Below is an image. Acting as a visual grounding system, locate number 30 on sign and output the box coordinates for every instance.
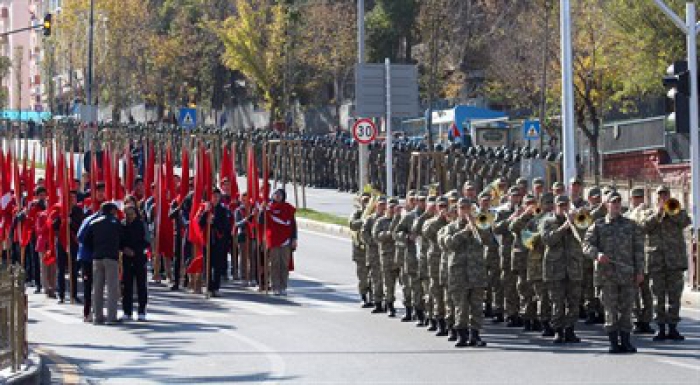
[352,118,377,145]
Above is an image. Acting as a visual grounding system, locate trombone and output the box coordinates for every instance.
[572,208,592,229]
[663,198,681,216]
[475,212,494,230]
[521,229,539,250]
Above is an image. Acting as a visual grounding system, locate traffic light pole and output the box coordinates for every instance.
[654,0,700,232]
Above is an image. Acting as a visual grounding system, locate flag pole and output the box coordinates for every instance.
[205,146,213,299]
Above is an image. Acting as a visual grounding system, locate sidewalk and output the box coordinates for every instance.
[0,349,42,385]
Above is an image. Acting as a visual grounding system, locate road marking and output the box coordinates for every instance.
[34,347,81,385]
[32,308,83,325]
[656,358,700,372]
[222,300,295,316]
[291,296,357,313]
[299,228,351,243]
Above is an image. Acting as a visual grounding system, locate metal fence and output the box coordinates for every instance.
[0,266,27,372]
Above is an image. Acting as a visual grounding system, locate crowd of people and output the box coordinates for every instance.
[349,177,690,352]
[1,173,298,325]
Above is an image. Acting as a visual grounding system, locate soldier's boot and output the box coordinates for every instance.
[401,307,413,322]
[415,309,426,326]
[541,321,555,337]
[506,315,522,328]
[653,324,667,341]
[633,322,655,335]
[620,331,637,353]
[607,331,623,353]
[522,319,533,332]
[667,324,685,341]
[484,302,494,318]
[371,302,384,314]
[584,311,598,325]
[387,302,397,318]
[564,327,581,343]
[361,294,373,308]
[436,319,448,337]
[427,318,438,332]
[447,328,458,342]
[594,311,605,324]
[468,329,487,347]
[579,305,587,319]
[553,328,565,344]
[492,312,504,323]
[532,319,543,332]
[455,329,469,348]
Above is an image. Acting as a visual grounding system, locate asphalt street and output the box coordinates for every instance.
[27,229,700,385]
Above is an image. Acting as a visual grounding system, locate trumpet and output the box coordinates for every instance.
[521,229,539,250]
[475,212,494,230]
[663,198,681,216]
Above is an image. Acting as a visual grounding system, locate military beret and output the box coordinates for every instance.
[388,198,399,206]
[437,196,449,205]
[463,181,476,189]
[478,191,491,200]
[533,177,545,186]
[656,185,670,194]
[448,190,460,199]
[407,190,417,197]
[427,196,437,203]
[360,192,371,198]
[508,186,521,195]
[569,177,582,185]
[606,192,622,203]
[494,177,505,184]
[588,187,601,198]
[631,188,644,198]
[516,177,528,186]
[458,197,472,206]
[552,182,565,189]
[524,194,537,204]
[602,185,616,196]
[377,196,388,203]
[540,192,555,204]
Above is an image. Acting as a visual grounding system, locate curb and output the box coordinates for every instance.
[296,218,351,239]
[3,349,43,385]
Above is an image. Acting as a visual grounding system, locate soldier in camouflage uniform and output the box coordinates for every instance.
[569,177,586,209]
[475,192,499,319]
[531,192,555,336]
[413,196,437,326]
[583,187,606,324]
[542,195,585,344]
[362,197,386,313]
[373,198,401,317]
[625,187,655,334]
[422,197,450,334]
[392,191,422,322]
[438,202,459,340]
[493,186,524,326]
[532,177,545,201]
[509,194,543,332]
[641,185,690,342]
[584,191,644,354]
[441,197,495,347]
[349,193,373,308]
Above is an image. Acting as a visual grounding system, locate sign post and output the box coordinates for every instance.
[385,58,393,197]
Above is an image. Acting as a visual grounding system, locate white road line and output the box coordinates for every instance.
[656,358,700,372]
[299,228,351,243]
[221,300,295,316]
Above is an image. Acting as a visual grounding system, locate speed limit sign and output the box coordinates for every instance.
[352,118,377,144]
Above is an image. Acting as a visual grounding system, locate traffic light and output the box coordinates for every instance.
[43,14,52,36]
[663,60,690,134]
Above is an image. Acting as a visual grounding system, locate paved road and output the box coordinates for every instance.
[26,229,700,384]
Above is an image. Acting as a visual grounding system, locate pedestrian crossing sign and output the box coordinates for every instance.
[179,108,197,129]
[523,120,541,140]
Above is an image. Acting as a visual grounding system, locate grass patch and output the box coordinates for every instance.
[297,208,348,227]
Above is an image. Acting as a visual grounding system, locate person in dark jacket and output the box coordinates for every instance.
[121,205,150,321]
[84,202,123,325]
[198,189,232,297]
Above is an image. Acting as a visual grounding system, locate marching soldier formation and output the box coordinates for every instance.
[348,177,691,353]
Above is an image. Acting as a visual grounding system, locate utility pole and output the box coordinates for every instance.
[560,0,576,185]
[357,0,368,189]
[85,0,95,151]
[539,0,552,152]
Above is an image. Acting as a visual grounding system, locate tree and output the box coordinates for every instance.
[0,55,12,110]
[366,0,417,63]
[214,0,288,127]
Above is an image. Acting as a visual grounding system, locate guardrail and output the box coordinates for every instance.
[0,266,27,372]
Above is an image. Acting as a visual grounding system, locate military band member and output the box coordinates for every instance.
[584,191,644,354]
[422,197,450,334]
[542,195,584,344]
[413,196,437,326]
[582,187,605,324]
[509,194,540,332]
[625,187,655,334]
[641,185,690,342]
[569,177,586,209]
[532,178,545,200]
[493,186,524,326]
[393,191,423,322]
[515,177,528,196]
[362,196,386,313]
[551,182,565,197]
[349,193,373,308]
[462,181,478,201]
[476,192,500,319]
[373,198,401,317]
[438,203,460,340]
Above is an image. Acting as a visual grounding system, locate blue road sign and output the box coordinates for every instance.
[523,120,541,140]
[179,108,197,129]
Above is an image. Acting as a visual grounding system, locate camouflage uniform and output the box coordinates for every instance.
[349,207,371,303]
[583,200,607,320]
[438,222,456,335]
[441,213,495,346]
[509,210,537,327]
[373,207,400,313]
[625,202,654,328]
[641,200,691,331]
[478,207,500,317]
[361,211,384,307]
[413,206,433,324]
[494,203,520,323]
[422,211,449,328]
[393,204,422,320]
[542,201,585,342]
[510,210,546,329]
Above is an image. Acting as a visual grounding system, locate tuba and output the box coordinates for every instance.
[663,198,681,216]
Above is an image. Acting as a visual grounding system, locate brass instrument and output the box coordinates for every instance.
[521,229,539,250]
[475,212,494,230]
[360,188,383,219]
[663,198,681,216]
[573,209,592,230]
[426,183,439,197]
